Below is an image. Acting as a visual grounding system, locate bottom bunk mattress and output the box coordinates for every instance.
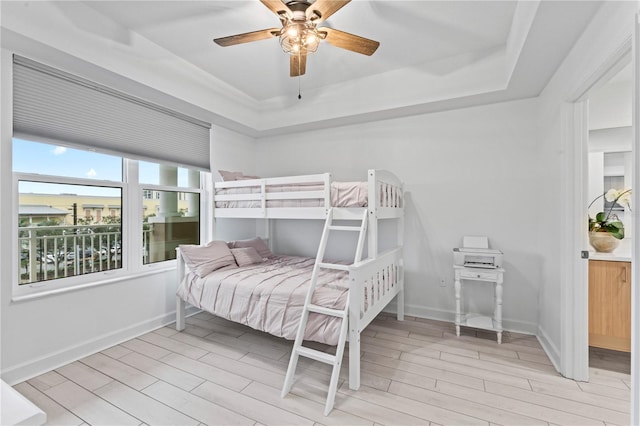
[177,255,349,345]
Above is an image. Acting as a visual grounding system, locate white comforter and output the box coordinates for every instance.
[176,255,349,345]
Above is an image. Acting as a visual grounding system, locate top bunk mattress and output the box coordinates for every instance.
[215,181,368,208]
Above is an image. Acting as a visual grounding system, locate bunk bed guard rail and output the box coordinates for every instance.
[213,170,403,219]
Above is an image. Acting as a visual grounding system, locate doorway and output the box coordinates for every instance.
[562,14,640,426]
[586,61,632,375]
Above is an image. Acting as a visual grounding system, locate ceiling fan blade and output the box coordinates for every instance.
[260,0,291,17]
[306,0,350,22]
[290,54,307,77]
[320,27,379,56]
[214,28,280,47]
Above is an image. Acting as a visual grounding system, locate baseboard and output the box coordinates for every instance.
[385,302,539,335]
[536,324,561,373]
[1,306,200,385]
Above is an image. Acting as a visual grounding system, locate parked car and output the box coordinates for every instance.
[66,249,94,261]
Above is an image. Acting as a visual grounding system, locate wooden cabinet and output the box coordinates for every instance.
[589,260,631,352]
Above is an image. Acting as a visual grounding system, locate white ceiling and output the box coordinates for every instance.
[83,0,518,101]
[1,1,604,136]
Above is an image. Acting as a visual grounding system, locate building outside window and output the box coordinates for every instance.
[13,138,203,293]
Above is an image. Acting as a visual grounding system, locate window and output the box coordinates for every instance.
[140,161,201,264]
[13,139,204,295]
[18,181,123,285]
[12,56,210,297]
[15,140,124,287]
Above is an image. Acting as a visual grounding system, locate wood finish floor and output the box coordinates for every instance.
[589,346,631,375]
[13,313,631,425]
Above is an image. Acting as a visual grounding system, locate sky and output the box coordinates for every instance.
[14,138,191,195]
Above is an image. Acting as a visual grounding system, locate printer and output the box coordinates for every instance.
[453,236,503,269]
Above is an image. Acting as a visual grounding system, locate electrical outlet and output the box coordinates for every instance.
[440,278,446,287]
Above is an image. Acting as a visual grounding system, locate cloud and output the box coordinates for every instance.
[52,146,67,155]
[86,168,97,177]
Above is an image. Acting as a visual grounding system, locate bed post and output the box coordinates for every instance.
[348,288,361,390]
[367,170,378,259]
[176,298,186,331]
[397,183,405,321]
[396,269,405,321]
[176,247,186,331]
[263,217,272,253]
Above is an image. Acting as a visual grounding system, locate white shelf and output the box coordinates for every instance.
[463,313,498,331]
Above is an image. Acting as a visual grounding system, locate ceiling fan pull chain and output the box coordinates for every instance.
[298,53,302,99]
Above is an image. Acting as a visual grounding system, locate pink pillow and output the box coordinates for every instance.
[218,170,244,181]
[231,247,264,267]
[180,240,237,277]
[228,237,273,258]
[218,170,260,181]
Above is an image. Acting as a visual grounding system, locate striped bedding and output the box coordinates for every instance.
[176,255,349,345]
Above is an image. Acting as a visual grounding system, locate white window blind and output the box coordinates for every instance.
[12,55,211,171]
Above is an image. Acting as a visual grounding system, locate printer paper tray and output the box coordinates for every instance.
[463,262,497,269]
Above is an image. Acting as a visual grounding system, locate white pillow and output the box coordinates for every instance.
[231,247,264,267]
[228,237,273,259]
[180,240,237,277]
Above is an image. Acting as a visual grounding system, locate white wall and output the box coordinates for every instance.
[254,98,543,332]
[210,125,259,243]
[589,65,632,131]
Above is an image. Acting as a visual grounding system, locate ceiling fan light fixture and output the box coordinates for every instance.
[286,25,299,38]
[279,21,320,55]
[213,0,379,78]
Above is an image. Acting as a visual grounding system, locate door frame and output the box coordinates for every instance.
[561,99,590,382]
[561,22,638,425]
[631,14,640,425]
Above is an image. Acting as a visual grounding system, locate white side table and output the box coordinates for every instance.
[454,265,505,344]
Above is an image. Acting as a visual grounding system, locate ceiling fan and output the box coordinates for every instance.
[213,0,380,77]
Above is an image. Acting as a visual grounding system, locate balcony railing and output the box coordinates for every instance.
[18,224,150,285]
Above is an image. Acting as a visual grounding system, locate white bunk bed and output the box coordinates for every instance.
[175,169,404,411]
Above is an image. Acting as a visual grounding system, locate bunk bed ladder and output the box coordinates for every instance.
[281,207,368,416]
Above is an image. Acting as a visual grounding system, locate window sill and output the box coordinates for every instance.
[11,263,177,303]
